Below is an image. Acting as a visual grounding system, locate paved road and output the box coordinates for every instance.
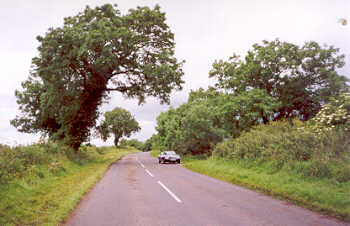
[66,152,348,226]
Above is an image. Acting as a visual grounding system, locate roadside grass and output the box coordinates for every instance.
[150,145,350,221]
[182,157,350,222]
[150,149,161,158]
[0,145,138,225]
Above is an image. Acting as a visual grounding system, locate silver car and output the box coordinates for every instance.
[158,151,181,164]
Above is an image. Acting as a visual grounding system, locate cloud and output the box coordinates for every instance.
[1,0,349,146]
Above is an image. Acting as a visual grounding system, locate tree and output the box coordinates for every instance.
[142,135,156,152]
[210,39,349,121]
[156,102,225,155]
[155,88,280,155]
[120,138,144,150]
[188,88,280,137]
[11,4,184,149]
[98,107,140,147]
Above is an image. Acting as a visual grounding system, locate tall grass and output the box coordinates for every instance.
[178,120,350,222]
[183,157,350,222]
[213,121,350,182]
[0,143,138,225]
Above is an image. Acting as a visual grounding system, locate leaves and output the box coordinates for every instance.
[12,4,184,149]
[307,93,350,133]
[155,88,280,155]
[210,39,349,121]
[97,107,140,147]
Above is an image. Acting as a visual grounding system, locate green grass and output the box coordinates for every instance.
[182,157,350,222]
[0,145,138,225]
[150,149,161,158]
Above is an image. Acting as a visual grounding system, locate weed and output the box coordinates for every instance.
[0,144,138,225]
[182,157,350,222]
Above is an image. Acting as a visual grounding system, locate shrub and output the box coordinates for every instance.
[300,160,332,178]
[212,120,350,181]
[308,93,350,134]
[120,139,144,150]
[213,120,314,161]
[0,142,76,184]
[212,139,235,158]
[334,165,350,183]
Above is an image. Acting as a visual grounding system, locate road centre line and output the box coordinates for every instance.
[157,181,182,203]
[136,159,145,168]
[145,169,154,177]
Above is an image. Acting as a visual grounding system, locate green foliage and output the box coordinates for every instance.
[155,88,281,155]
[156,103,224,155]
[0,142,71,184]
[210,39,349,121]
[11,4,184,150]
[298,160,332,178]
[212,120,350,182]
[119,138,144,150]
[149,134,166,151]
[97,107,140,147]
[307,93,350,133]
[0,142,117,185]
[182,157,350,221]
[0,144,137,225]
[142,135,156,152]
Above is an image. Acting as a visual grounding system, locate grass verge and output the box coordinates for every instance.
[150,149,161,158]
[0,146,138,225]
[182,157,350,223]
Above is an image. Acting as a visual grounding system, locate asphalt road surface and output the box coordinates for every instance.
[66,152,348,226]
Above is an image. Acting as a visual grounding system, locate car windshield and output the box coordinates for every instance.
[166,151,176,155]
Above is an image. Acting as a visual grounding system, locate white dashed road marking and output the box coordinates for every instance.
[137,155,182,203]
[158,181,182,203]
[145,169,154,177]
[136,158,145,168]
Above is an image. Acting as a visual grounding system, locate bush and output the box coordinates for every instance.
[300,160,332,178]
[214,120,350,161]
[212,139,235,158]
[0,142,77,184]
[308,93,350,133]
[119,139,144,150]
[213,120,315,161]
[212,120,350,182]
[334,165,350,183]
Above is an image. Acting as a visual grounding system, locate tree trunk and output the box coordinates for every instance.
[114,136,120,147]
[69,87,106,151]
[68,73,109,151]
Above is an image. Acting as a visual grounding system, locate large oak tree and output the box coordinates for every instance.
[11,4,184,149]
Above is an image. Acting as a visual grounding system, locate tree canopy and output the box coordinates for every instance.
[210,39,349,121]
[120,138,144,150]
[97,107,140,147]
[155,88,280,155]
[153,39,349,155]
[11,4,184,149]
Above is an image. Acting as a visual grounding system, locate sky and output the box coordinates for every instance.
[0,0,349,146]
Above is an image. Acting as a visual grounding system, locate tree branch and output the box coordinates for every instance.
[111,70,137,76]
[106,87,128,92]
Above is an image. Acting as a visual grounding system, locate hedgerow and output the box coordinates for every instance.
[213,120,350,182]
[0,142,99,184]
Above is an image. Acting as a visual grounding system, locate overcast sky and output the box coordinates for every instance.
[1,0,349,146]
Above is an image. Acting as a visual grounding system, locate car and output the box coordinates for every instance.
[158,151,181,164]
